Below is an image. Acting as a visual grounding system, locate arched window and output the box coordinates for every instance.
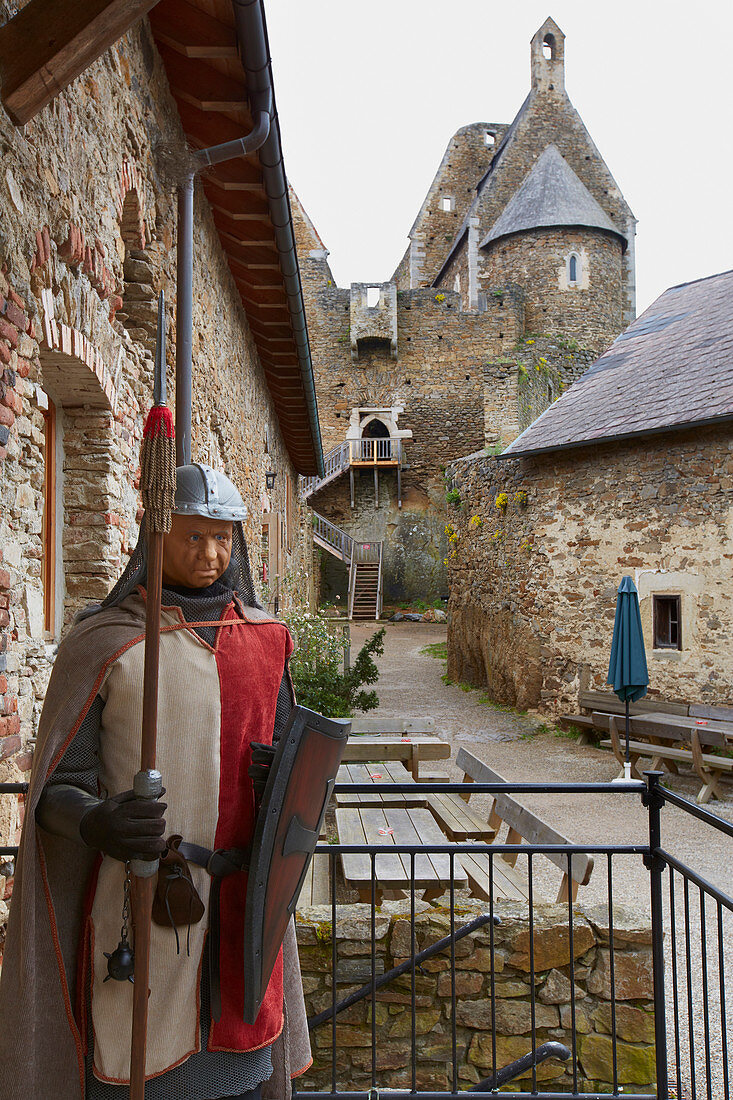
[543,33,556,60]
[569,254,578,283]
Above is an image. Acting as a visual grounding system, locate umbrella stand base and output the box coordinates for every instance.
[612,762,634,783]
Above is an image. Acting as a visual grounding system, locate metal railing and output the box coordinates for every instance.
[295,773,732,1100]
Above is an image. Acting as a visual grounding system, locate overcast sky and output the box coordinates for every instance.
[264,0,732,315]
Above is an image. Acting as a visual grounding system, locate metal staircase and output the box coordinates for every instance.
[312,512,383,620]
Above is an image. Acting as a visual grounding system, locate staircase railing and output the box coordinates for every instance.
[312,512,353,564]
[376,541,384,619]
[300,442,350,498]
[300,437,403,499]
[347,544,357,619]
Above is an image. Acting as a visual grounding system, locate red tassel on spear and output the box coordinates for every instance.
[129,291,176,1099]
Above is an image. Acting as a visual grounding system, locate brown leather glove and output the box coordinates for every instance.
[79,788,167,862]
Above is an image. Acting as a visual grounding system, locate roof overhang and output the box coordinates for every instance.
[0,0,324,476]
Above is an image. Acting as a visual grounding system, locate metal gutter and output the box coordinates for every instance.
[231,0,324,477]
[174,0,324,476]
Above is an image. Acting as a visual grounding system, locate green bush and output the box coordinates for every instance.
[286,610,385,717]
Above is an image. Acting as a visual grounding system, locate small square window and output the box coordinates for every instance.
[653,594,681,650]
[440,196,454,212]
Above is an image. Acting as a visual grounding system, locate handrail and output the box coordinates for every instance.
[376,541,384,618]
[347,543,357,619]
[300,435,404,498]
[312,512,353,564]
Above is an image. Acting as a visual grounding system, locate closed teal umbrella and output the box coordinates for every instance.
[607,575,649,777]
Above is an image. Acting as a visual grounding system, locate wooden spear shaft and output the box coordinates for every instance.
[129,531,165,1100]
[128,291,175,1098]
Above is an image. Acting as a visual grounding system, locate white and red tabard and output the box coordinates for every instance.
[83,593,293,1085]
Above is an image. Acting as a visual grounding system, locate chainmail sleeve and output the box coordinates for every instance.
[273,662,295,743]
[45,694,103,796]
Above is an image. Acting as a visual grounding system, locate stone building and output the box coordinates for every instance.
[446,269,733,713]
[0,0,322,908]
[295,18,635,609]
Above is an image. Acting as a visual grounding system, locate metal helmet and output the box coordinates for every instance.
[174,463,248,522]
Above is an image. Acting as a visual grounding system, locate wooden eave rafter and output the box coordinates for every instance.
[0,0,161,124]
[148,0,320,474]
[0,0,320,472]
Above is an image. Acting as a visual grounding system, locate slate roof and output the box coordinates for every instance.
[500,269,733,459]
[482,145,626,248]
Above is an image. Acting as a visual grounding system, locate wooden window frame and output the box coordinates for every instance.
[42,398,57,635]
[653,593,682,651]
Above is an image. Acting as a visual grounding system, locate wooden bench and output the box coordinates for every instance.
[336,805,468,903]
[560,690,688,743]
[300,852,332,907]
[342,735,450,780]
[601,715,733,804]
[455,749,594,904]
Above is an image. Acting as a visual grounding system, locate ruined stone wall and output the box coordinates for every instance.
[446,426,733,712]
[393,123,507,291]
[485,228,624,356]
[435,87,636,325]
[483,333,598,447]
[0,16,312,882]
[296,899,656,1093]
[298,272,526,600]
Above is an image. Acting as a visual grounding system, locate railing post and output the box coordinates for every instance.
[643,771,669,1099]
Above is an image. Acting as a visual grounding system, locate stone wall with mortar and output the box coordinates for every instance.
[293,212,530,600]
[445,426,733,712]
[392,123,508,291]
[0,12,313,934]
[295,899,656,1093]
[484,227,624,357]
[434,46,636,326]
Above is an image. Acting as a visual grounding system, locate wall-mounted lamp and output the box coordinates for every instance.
[265,470,277,491]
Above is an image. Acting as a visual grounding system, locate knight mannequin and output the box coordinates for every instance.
[0,465,311,1100]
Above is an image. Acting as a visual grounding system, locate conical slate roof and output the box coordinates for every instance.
[481,144,626,248]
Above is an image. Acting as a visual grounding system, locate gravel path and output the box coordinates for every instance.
[349,621,733,1095]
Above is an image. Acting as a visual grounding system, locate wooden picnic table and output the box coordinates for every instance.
[342,735,451,780]
[335,761,427,806]
[336,805,468,903]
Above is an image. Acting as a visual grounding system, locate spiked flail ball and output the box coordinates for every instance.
[140,404,176,533]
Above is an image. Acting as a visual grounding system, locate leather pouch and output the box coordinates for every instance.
[152,834,205,930]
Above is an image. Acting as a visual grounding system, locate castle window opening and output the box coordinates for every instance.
[440,196,455,212]
[543,33,556,60]
[568,252,580,285]
[653,594,682,650]
[366,287,380,308]
[485,131,496,146]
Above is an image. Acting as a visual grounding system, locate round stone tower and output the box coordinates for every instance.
[481,145,627,354]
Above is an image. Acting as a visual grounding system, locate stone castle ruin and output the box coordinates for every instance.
[293,18,635,609]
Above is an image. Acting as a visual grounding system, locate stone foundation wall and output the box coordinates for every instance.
[446,426,733,712]
[295,899,656,1093]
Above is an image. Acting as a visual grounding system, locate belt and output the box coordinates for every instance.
[178,841,250,1021]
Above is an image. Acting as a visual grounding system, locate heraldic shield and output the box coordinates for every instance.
[243,705,351,1024]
